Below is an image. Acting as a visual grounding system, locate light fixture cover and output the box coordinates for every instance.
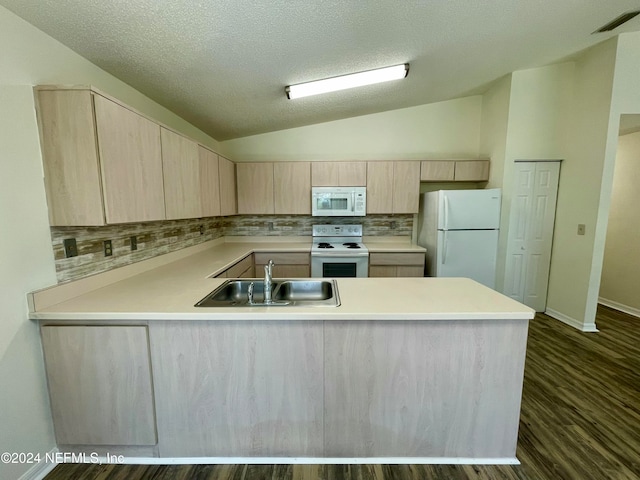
[286,64,409,99]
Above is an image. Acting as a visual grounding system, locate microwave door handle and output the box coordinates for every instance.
[351,192,355,212]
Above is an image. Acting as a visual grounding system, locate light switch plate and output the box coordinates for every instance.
[577,224,586,235]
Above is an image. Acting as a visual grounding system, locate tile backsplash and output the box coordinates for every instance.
[51,214,413,283]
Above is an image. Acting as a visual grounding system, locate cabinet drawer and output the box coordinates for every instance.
[369,252,425,266]
[226,254,254,278]
[254,252,310,265]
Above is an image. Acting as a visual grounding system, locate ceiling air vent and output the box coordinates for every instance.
[594,10,640,33]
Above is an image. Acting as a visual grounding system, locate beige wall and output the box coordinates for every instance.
[0,6,220,478]
[588,32,640,321]
[545,39,617,331]
[220,96,482,162]
[599,130,640,315]
[497,64,574,295]
[479,75,512,291]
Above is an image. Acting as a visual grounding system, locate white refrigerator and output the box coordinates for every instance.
[418,188,501,289]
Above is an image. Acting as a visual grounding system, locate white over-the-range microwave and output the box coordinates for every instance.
[311,186,366,216]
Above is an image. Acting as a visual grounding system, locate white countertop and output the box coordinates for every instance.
[30,239,533,322]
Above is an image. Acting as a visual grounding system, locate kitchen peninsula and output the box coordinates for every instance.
[29,239,534,463]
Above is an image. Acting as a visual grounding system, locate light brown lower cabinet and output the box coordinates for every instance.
[323,320,527,457]
[254,252,310,277]
[368,252,425,277]
[149,321,324,457]
[40,325,156,446]
[41,318,527,459]
[216,254,254,278]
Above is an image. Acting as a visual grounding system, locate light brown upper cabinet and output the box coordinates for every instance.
[454,160,490,181]
[237,162,275,214]
[420,160,490,182]
[199,146,221,217]
[218,155,237,216]
[37,88,166,225]
[36,86,238,225]
[420,161,455,182]
[36,89,105,226]
[161,128,201,220]
[367,161,420,214]
[237,162,311,215]
[311,162,367,186]
[93,95,166,224]
[274,162,311,214]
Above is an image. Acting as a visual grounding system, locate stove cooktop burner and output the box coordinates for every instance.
[317,243,334,249]
[343,242,361,249]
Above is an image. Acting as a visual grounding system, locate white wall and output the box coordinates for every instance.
[221,96,482,162]
[545,39,617,331]
[0,7,220,479]
[599,130,640,315]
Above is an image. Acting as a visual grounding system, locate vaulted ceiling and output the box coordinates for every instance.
[2,1,640,140]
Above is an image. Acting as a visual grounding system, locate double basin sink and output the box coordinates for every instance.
[195,279,340,307]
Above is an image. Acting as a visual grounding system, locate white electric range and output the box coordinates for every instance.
[310,224,369,278]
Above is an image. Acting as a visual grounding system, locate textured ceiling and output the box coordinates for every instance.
[2,1,640,140]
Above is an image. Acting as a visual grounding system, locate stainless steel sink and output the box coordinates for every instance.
[195,279,340,307]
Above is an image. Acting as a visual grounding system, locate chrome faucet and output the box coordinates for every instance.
[263,260,274,304]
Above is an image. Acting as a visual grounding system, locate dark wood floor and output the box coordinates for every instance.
[45,306,640,480]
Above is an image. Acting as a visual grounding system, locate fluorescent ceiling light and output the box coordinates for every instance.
[286,64,409,99]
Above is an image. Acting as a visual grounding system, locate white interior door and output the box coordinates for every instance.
[503,162,560,311]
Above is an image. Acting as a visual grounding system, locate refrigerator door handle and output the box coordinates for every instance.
[443,194,450,230]
[443,230,448,264]
[351,192,355,212]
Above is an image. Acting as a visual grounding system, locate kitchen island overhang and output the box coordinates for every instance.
[29,247,534,464]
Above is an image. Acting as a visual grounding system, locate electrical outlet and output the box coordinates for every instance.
[577,224,586,236]
[130,236,137,251]
[104,240,112,256]
[268,221,274,231]
[199,225,205,235]
[63,238,78,258]
[390,221,397,230]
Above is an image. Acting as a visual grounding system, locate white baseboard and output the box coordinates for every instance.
[545,308,599,332]
[18,448,58,480]
[114,456,519,465]
[598,297,640,319]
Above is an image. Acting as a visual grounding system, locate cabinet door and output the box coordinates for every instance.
[150,321,323,456]
[237,163,274,214]
[94,94,165,223]
[420,161,455,181]
[274,162,311,214]
[41,326,156,446]
[339,162,367,186]
[312,162,366,186]
[454,160,490,181]
[311,162,339,186]
[161,128,201,219]
[199,146,221,217]
[36,90,105,226]
[366,162,394,214]
[393,161,421,213]
[219,156,237,216]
